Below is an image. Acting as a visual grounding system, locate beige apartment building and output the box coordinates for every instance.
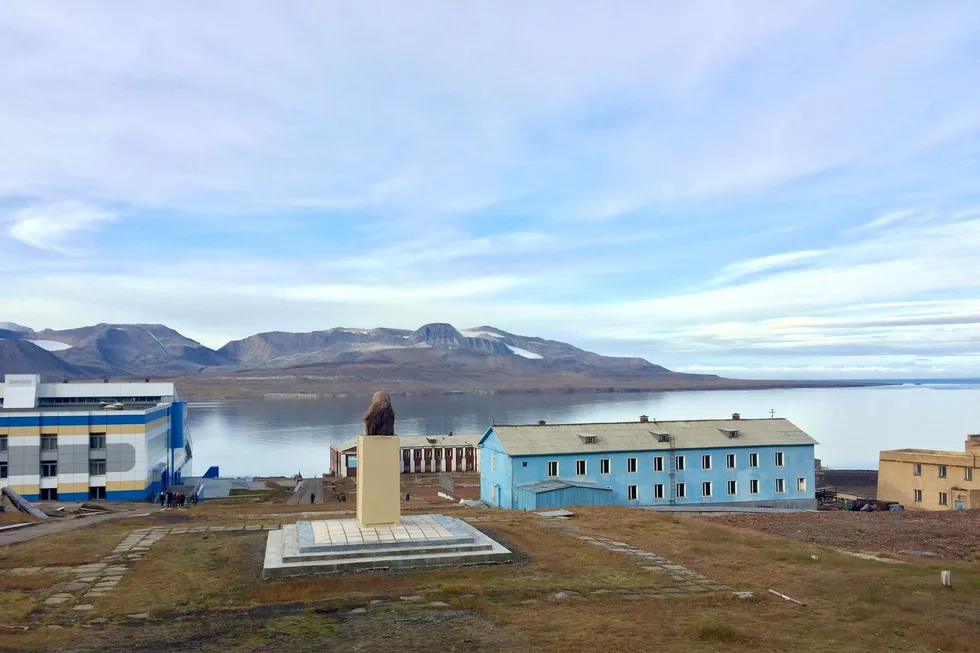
[878,434,980,510]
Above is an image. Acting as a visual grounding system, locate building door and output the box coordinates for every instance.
[955,499,966,510]
[402,449,410,474]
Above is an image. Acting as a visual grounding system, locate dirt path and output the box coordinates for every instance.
[286,479,323,506]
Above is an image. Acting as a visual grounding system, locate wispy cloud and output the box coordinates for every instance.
[713,249,825,284]
[1,3,979,377]
[5,202,115,254]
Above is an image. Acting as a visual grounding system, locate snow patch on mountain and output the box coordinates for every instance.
[28,339,72,352]
[462,329,501,339]
[507,345,543,359]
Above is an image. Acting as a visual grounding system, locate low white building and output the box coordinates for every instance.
[330,434,480,477]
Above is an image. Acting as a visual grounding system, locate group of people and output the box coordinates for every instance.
[159,489,197,508]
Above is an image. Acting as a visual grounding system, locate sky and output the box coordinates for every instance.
[2,2,980,379]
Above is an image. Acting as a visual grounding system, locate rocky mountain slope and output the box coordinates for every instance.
[0,323,233,378]
[0,320,856,396]
[0,339,87,378]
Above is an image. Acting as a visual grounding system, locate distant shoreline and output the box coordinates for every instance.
[175,378,889,402]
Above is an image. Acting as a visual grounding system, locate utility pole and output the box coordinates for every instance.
[770,409,776,419]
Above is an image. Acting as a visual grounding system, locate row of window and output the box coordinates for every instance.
[912,463,974,481]
[913,489,956,505]
[37,462,107,477]
[624,477,806,500]
[546,451,786,478]
[39,435,107,450]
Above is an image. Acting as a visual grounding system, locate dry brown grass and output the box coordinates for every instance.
[0,512,39,526]
[0,571,63,590]
[96,531,260,616]
[4,504,980,653]
[0,521,145,569]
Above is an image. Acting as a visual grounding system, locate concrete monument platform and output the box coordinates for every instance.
[262,514,512,578]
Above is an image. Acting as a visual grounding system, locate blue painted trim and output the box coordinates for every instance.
[106,489,152,501]
[58,492,89,502]
[18,494,40,501]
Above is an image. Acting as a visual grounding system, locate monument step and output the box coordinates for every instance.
[263,530,513,578]
[282,541,495,563]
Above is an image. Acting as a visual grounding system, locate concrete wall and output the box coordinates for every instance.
[878,452,980,510]
[480,426,815,509]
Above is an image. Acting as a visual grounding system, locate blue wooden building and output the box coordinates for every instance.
[478,415,817,511]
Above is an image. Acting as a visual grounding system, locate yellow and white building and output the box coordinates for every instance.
[0,374,191,501]
[878,434,980,510]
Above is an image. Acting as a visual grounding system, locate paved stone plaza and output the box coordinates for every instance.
[263,514,513,577]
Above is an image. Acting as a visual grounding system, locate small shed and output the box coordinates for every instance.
[516,479,613,511]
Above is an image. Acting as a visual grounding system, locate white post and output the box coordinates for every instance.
[941,570,952,587]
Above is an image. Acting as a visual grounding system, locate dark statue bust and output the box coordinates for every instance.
[363,390,395,436]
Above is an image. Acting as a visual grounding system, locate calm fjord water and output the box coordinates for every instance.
[186,384,980,477]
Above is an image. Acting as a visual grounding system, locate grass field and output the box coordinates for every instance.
[1,506,978,652]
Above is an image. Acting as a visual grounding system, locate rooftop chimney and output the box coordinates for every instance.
[967,434,980,452]
[145,378,150,383]
[639,415,649,423]
[537,420,546,426]
[103,378,109,384]
[732,412,741,420]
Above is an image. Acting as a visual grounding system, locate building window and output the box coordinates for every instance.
[627,485,638,500]
[435,449,441,459]
[726,453,736,469]
[701,481,712,497]
[90,434,106,450]
[675,482,687,499]
[749,452,759,468]
[749,479,759,494]
[491,484,496,500]
[938,466,947,478]
[701,454,712,470]
[627,457,638,473]
[547,461,559,477]
[913,489,922,502]
[797,477,806,492]
[0,462,7,479]
[600,458,610,475]
[0,435,6,452]
[522,461,528,467]
[675,455,686,471]
[89,461,106,476]
[939,492,948,506]
[653,456,664,472]
[654,483,665,499]
[491,455,496,472]
[41,435,58,451]
[727,480,737,496]
[89,487,106,500]
[774,452,785,467]
[913,463,922,476]
[965,468,973,482]
[40,488,58,501]
[775,478,785,493]
[41,462,58,478]
[576,460,587,476]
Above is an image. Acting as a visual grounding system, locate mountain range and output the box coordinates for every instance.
[0,321,854,397]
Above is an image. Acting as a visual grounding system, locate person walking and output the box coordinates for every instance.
[310,492,316,504]
[166,490,173,508]
[159,491,165,508]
